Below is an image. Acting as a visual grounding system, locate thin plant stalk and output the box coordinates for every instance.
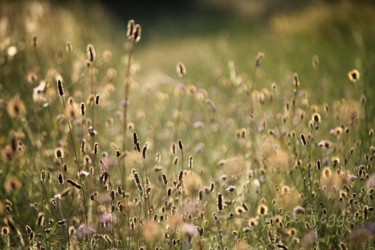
[60,94,88,224]
[122,40,135,152]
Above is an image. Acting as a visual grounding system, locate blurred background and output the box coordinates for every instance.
[1,0,375,114]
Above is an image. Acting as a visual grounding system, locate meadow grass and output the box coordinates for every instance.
[0,1,375,249]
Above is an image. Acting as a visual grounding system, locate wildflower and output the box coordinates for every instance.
[7,96,26,118]
[293,206,305,216]
[301,230,317,248]
[179,223,198,237]
[78,171,90,178]
[32,81,47,103]
[99,212,117,227]
[226,185,236,192]
[76,224,96,239]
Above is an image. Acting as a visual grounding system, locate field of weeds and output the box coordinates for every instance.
[0,1,375,249]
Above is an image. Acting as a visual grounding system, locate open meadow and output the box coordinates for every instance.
[0,1,375,249]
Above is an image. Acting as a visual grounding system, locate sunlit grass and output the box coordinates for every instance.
[0,1,374,249]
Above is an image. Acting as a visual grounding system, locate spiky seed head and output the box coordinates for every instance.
[127,20,135,39]
[176,62,186,78]
[95,94,100,106]
[57,79,64,96]
[255,52,265,67]
[54,148,64,158]
[217,193,223,211]
[312,54,319,69]
[293,73,300,88]
[87,44,96,62]
[80,102,86,116]
[133,24,142,43]
[348,69,360,83]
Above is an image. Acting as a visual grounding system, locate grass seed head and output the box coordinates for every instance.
[257,203,269,216]
[348,69,360,83]
[57,172,64,185]
[312,54,319,69]
[87,44,96,62]
[127,19,135,39]
[54,148,64,158]
[7,96,26,118]
[176,62,187,78]
[133,24,142,42]
[217,193,223,211]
